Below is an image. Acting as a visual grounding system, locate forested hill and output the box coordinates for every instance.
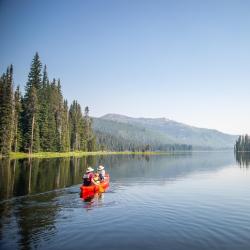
[93,114,237,150]
[0,53,237,156]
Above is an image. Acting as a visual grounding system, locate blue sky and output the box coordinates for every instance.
[1,0,250,134]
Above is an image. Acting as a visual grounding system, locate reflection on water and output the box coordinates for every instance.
[83,192,106,210]
[0,156,99,249]
[0,156,97,200]
[0,191,60,250]
[1,152,250,250]
[235,151,250,168]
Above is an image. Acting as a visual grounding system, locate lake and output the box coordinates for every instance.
[0,152,250,250]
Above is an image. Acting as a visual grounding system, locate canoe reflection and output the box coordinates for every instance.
[82,192,106,210]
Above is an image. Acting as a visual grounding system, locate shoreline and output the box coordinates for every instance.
[6,151,174,159]
[0,149,235,160]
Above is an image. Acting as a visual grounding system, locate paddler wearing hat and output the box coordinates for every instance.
[82,166,99,186]
[97,165,105,182]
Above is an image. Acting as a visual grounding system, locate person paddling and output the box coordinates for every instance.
[97,165,106,182]
[83,167,98,186]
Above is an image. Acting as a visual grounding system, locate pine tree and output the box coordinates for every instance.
[46,82,57,151]
[55,79,64,151]
[26,52,42,91]
[0,66,14,155]
[12,86,22,152]
[81,106,89,150]
[87,134,96,152]
[69,101,83,151]
[22,85,40,153]
[83,106,95,151]
[61,100,70,151]
[39,65,50,151]
[235,135,250,152]
[0,53,96,154]
[22,53,42,153]
[0,74,5,154]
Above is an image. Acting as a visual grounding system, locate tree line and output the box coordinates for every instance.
[234,134,250,152]
[0,53,96,156]
[95,130,192,152]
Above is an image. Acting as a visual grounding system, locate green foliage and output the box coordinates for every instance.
[235,135,250,152]
[94,114,237,150]
[61,100,70,152]
[26,52,42,91]
[93,118,192,151]
[12,86,22,152]
[39,65,50,151]
[22,85,40,153]
[0,66,14,156]
[69,100,83,150]
[95,130,192,152]
[22,53,43,153]
[0,53,96,155]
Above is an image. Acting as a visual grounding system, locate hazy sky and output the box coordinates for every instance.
[1,0,250,134]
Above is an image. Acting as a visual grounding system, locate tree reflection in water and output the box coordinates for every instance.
[0,156,97,200]
[0,152,240,249]
[0,156,96,249]
[235,152,250,168]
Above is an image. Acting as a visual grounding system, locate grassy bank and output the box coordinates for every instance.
[6,151,171,159]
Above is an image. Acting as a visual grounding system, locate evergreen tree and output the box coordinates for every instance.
[0,53,96,154]
[22,85,40,153]
[55,79,64,151]
[235,135,250,152]
[46,82,57,151]
[22,53,42,153]
[12,86,22,152]
[26,52,42,91]
[69,101,83,151]
[39,65,50,151]
[0,66,14,156]
[61,100,70,151]
[82,106,96,151]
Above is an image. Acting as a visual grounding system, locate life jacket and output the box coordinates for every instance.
[93,175,100,184]
[83,173,93,186]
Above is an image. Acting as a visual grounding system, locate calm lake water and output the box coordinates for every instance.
[0,152,250,250]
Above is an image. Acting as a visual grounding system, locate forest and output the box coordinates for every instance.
[234,135,250,152]
[0,53,96,156]
[0,53,193,157]
[95,130,192,152]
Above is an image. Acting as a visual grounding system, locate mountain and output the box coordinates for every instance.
[93,114,238,150]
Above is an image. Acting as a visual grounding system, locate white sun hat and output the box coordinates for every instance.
[97,165,104,170]
[86,166,94,173]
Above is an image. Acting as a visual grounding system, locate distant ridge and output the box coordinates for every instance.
[93,113,237,150]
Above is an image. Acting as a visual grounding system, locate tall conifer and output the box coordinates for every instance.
[69,101,83,151]
[39,65,50,151]
[0,66,14,155]
[12,86,22,152]
[26,52,42,91]
[22,53,42,153]
[61,100,70,151]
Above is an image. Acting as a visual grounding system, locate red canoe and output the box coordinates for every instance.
[80,174,110,194]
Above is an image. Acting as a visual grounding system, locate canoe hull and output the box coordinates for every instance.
[80,174,109,198]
